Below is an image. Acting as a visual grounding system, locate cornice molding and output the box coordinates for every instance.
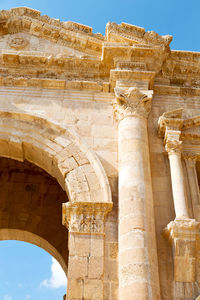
[106,22,172,48]
[158,109,200,154]
[158,109,183,137]
[164,217,200,241]
[0,7,104,55]
[1,7,200,90]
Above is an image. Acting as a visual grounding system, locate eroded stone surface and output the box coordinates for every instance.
[2,6,200,300]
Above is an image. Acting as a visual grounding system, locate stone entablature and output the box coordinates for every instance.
[0,6,172,93]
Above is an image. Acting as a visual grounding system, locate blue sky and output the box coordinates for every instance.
[0,0,199,299]
[0,241,67,300]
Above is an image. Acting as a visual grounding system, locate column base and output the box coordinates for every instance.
[164,217,200,282]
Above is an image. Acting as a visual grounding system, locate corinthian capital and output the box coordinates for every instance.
[165,129,182,155]
[113,87,153,121]
[165,139,182,155]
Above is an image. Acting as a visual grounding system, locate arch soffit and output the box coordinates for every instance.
[0,110,112,205]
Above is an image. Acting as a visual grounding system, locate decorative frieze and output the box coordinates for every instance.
[0,8,103,55]
[8,35,29,49]
[62,202,112,234]
[0,76,104,91]
[113,86,153,121]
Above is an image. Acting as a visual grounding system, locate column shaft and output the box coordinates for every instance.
[118,116,160,300]
[168,153,189,218]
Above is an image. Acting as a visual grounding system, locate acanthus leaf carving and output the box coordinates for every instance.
[165,139,182,155]
[113,87,153,121]
[62,201,112,234]
[158,108,183,137]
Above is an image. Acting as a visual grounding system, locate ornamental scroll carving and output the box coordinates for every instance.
[158,109,184,155]
[113,87,153,121]
[165,139,182,155]
[9,36,29,50]
[62,202,112,234]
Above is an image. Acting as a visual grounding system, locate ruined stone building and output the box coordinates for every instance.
[0,6,200,300]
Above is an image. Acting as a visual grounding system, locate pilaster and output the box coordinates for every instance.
[63,201,112,300]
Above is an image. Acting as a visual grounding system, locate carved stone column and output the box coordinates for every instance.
[158,110,200,286]
[165,129,189,218]
[113,87,161,300]
[63,201,112,300]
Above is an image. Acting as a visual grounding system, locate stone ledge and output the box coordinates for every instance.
[0,76,106,92]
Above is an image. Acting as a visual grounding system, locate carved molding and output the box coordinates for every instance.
[158,108,183,137]
[164,217,200,237]
[0,76,106,92]
[162,127,182,156]
[62,202,112,234]
[113,87,153,121]
[8,36,29,49]
[183,153,198,166]
[165,139,182,155]
[158,110,200,154]
[164,217,200,282]
[106,22,172,48]
[0,8,103,55]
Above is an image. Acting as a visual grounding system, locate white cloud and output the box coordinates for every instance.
[41,258,67,289]
[25,295,31,300]
[3,296,12,300]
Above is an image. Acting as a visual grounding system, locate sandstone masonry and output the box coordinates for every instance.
[0,6,200,300]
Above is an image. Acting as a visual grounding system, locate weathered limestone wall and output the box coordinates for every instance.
[3,6,200,300]
[0,86,119,299]
[0,87,117,177]
[149,91,200,300]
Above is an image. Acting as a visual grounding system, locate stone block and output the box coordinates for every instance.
[68,233,90,256]
[90,235,104,257]
[68,256,88,279]
[84,279,103,300]
[88,256,104,279]
[174,256,196,282]
[67,278,83,299]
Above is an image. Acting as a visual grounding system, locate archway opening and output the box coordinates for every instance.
[0,157,69,295]
[0,240,67,300]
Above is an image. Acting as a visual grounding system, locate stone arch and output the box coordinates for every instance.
[0,228,67,275]
[0,110,112,204]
